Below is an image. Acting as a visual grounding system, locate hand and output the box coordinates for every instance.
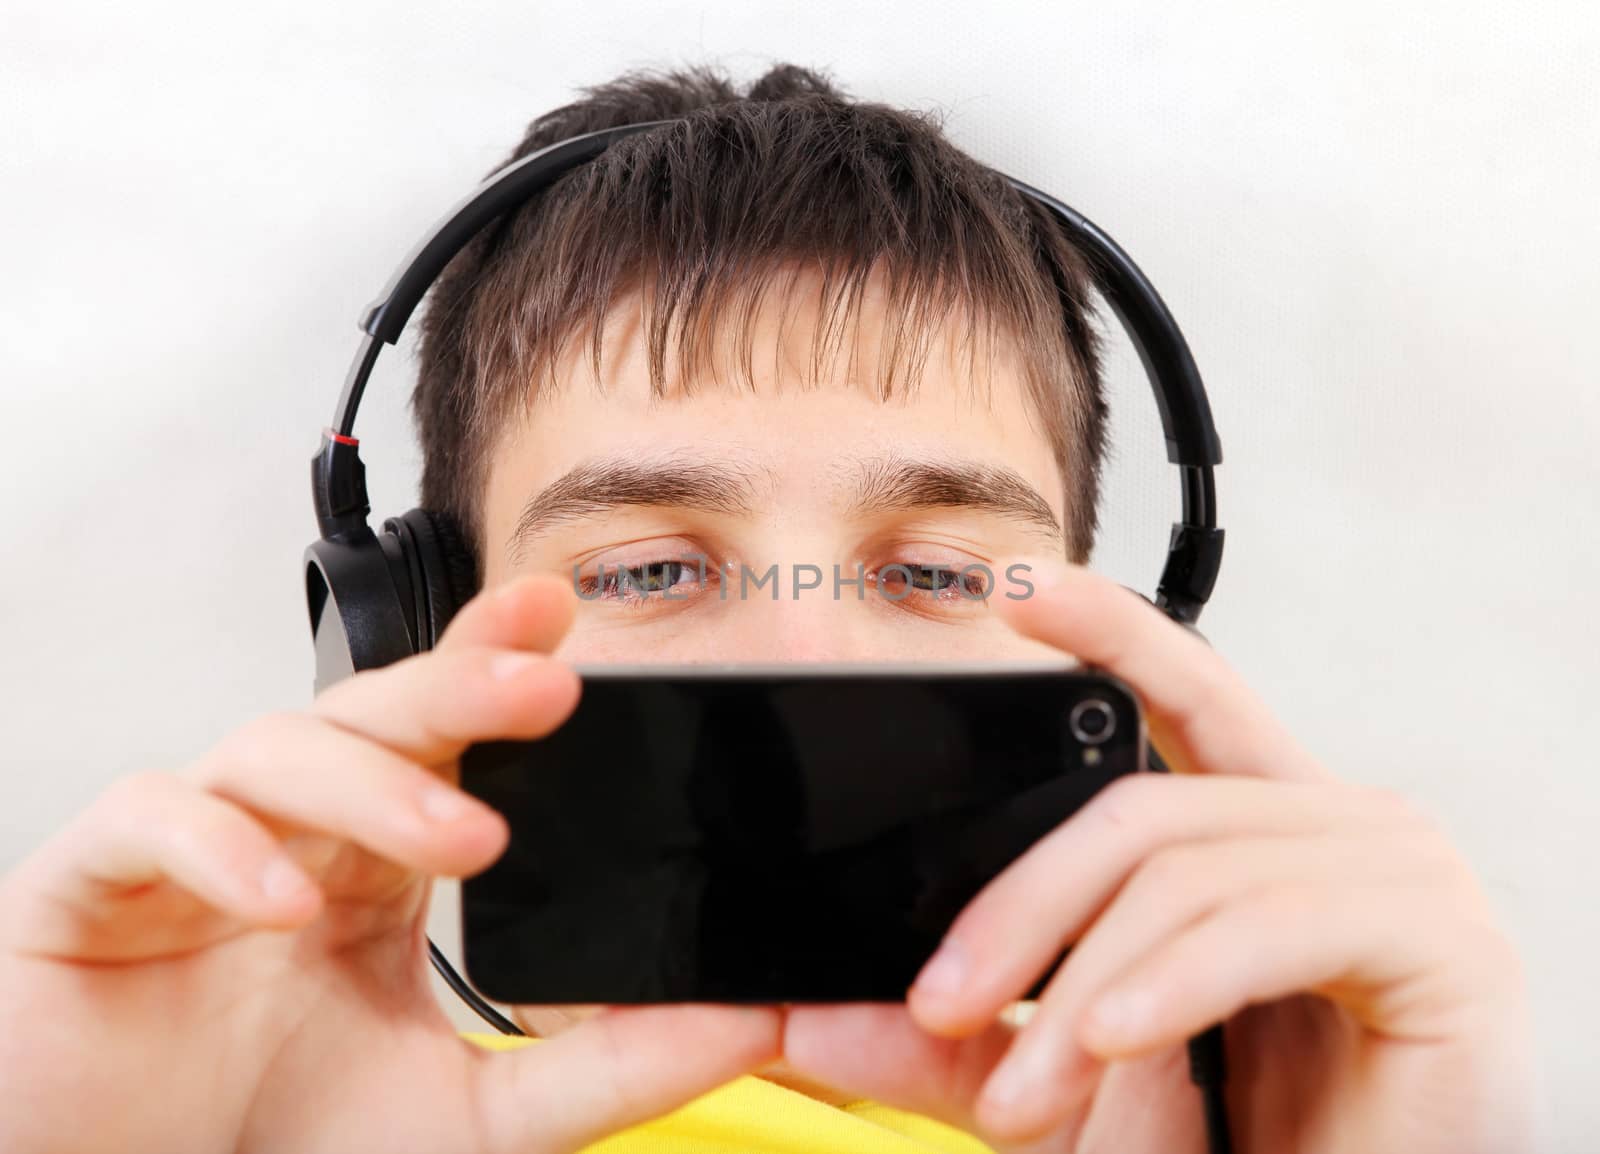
[778,562,1537,1154]
[0,574,781,1154]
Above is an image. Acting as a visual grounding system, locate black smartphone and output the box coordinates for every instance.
[458,662,1146,1005]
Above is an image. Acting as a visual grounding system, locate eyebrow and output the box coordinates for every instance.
[507,454,765,563]
[846,454,1064,542]
[506,450,1064,563]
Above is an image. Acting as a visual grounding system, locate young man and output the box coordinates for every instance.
[0,63,1535,1153]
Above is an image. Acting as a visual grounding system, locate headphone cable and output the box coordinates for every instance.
[1189,1023,1234,1154]
[428,937,525,1037]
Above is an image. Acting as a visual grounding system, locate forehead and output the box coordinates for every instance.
[480,263,1064,541]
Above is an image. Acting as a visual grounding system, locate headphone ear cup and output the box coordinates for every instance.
[389,508,480,651]
[303,530,418,693]
[1121,583,1210,644]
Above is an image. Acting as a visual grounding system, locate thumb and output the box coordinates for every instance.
[470,1004,783,1153]
[437,572,579,656]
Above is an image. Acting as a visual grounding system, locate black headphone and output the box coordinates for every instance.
[304,118,1224,698]
[301,120,1233,1138]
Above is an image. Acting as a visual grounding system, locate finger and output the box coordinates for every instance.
[969,831,1458,1137]
[1076,881,1518,1060]
[909,776,1422,1037]
[184,712,510,879]
[472,1004,782,1154]
[436,571,578,655]
[996,562,1327,782]
[780,1004,1058,1147]
[2,771,321,959]
[310,643,581,767]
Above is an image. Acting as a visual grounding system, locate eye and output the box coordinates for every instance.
[575,559,708,604]
[867,563,992,602]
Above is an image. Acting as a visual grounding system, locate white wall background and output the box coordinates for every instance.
[2,0,1596,1146]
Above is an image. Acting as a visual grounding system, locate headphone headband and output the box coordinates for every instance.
[311,117,1224,623]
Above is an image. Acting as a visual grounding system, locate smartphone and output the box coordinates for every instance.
[458,662,1146,1005]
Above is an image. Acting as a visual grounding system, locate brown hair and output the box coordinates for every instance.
[412,61,1109,573]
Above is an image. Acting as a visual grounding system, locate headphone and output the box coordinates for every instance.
[305,117,1224,697]
[301,111,1227,1026]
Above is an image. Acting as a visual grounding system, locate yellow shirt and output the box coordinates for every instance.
[464,1033,998,1154]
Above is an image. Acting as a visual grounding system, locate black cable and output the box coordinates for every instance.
[1188,1023,1234,1154]
[1200,1083,1234,1154]
[428,937,524,1037]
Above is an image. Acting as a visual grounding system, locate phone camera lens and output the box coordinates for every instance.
[1069,699,1116,745]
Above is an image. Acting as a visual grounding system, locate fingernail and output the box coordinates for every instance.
[420,784,473,822]
[491,652,541,680]
[1028,563,1074,595]
[1083,986,1149,1047]
[260,857,311,900]
[494,576,530,603]
[981,1042,1047,1113]
[913,938,968,998]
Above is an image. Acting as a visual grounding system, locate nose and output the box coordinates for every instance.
[720,577,876,663]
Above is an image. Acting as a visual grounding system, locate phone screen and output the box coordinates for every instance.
[459,666,1145,1004]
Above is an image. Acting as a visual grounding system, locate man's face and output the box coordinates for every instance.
[475,265,1077,1047]
[479,265,1073,668]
